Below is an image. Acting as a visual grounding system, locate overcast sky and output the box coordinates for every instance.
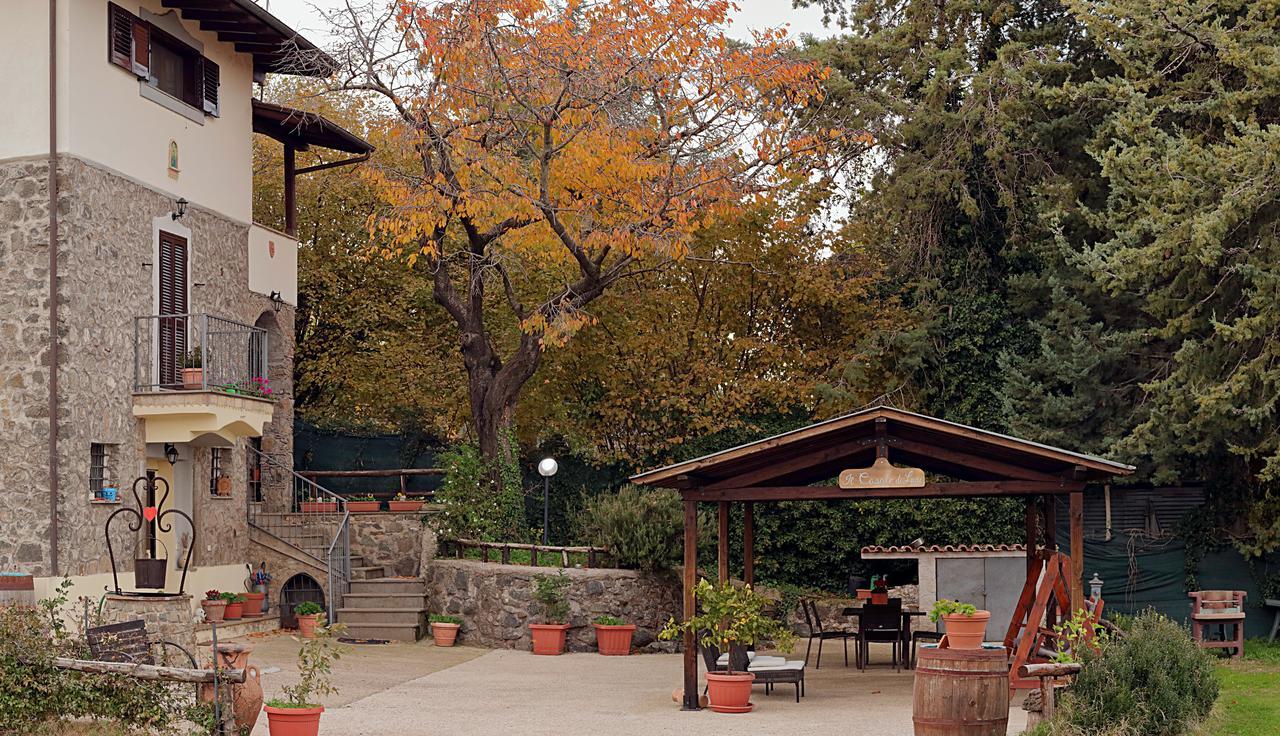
[256,0,834,45]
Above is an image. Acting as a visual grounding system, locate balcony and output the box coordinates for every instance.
[132,313,275,445]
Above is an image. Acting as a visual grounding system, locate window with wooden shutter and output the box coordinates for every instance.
[157,232,189,389]
[107,3,148,78]
[201,58,220,117]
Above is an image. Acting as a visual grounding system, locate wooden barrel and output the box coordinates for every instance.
[913,645,1009,736]
[0,573,35,607]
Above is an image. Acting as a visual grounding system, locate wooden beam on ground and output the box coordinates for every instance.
[1070,491,1085,612]
[682,497,699,711]
[743,502,754,587]
[687,480,1084,503]
[53,657,245,684]
[717,501,729,583]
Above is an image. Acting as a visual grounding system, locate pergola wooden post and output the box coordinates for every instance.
[635,406,1133,711]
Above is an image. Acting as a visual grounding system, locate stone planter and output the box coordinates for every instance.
[530,623,570,655]
[593,623,636,655]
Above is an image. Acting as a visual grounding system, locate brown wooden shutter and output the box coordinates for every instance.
[157,232,189,389]
[131,18,150,78]
[201,57,220,117]
[107,3,149,78]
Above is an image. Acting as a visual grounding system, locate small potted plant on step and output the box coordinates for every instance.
[388,492,424,513]
[429,614,462,647]
[346,494,380,513]
[592,615,636,656]
[530,571,571,655]
[181,347,203,390]
[660,579,796,713]
[202,589,227,623]
[930,599,990,649]
[294,601,324,639]
[222,591,246,621]
[263,619,344,736]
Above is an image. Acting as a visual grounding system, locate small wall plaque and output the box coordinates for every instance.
[838,457,926,489]
[167,140,180,178]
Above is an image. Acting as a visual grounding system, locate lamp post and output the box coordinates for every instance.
[537,457,558,545]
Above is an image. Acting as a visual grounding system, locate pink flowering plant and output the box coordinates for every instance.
[230,376,273,399]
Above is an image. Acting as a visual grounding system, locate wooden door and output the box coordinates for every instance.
[157,232,188,388]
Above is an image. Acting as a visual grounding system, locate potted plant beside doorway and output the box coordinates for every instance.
[659,579,796,713]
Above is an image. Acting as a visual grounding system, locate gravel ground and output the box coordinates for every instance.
[246,638,1029,736]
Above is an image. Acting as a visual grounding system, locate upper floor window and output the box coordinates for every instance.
[108,3,220,118]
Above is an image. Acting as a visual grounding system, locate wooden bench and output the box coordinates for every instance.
[87,619,196,668]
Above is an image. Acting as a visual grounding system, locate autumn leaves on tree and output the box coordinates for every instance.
[321,0,846,462]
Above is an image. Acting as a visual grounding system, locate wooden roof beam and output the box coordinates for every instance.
[687,480,1086,503]
[886,437,1063,482]
[703,437,877,491]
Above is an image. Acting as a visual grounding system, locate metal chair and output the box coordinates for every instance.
[801,598,854,669]
[856,600,903,672]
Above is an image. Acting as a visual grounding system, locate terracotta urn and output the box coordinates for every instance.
[199,642,263,733]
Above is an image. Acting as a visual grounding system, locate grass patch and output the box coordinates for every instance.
[1194,639,1280,736]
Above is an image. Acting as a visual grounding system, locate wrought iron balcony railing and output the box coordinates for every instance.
[133,313,271,397]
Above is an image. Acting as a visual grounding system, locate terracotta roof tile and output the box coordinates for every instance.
[861,543,1029,554]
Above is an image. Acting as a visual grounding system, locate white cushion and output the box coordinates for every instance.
[717,652,786,668]
[750,660,805,672]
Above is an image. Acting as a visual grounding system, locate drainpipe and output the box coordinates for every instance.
[47,0,60,576]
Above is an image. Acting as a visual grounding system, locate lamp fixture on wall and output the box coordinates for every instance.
[171,198,188,221]
[164,443,179,465]
[269,290,284,312]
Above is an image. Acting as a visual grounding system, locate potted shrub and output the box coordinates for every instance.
[870,575,889,605]
[530,571,571,655]
[429,614,462,647]
[222,591,245,621]
[388,492,425,512]
[202,589,227,623]
[930,599,990,649]
[592,615,636,656]
[294,601,324,639]
[263,619,344,736]
[347,494,380,513]
[180,347,203,390]
[660,579,796,713]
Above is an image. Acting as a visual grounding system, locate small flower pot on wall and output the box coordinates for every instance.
[705,672,755,713]
[264,704,324,736]
[182,367,204,390]
[593,623,636,655]
[530,623,571,655]
[432,622,460,647]
[201,599,227,623]
[347,501,380,513]
[388,500,425,512]
[297,613,320,639]
[299,502,338,513]
[941,610,991,649]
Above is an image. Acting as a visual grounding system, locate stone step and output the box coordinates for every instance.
[340,592,429,609]
[340,622,423,642]
[350,566,387,581]
[348,578,424,595]
[335,607,426,625]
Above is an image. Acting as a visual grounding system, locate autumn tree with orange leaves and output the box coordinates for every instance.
[322,0,845,463]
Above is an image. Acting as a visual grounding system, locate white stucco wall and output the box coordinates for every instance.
[248,224,299,305]
[2,0,254,223]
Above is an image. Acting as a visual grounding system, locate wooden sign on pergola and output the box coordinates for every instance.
[630,405,1134,711]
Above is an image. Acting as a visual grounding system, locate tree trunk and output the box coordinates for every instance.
[460,325,542,467]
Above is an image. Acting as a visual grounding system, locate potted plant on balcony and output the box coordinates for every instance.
[299,498,339,513]
[181,347,203,390]
[202,589,227,623]
[222,591,246,621]
[388,492,425,513]
[294,601,324,639]
[530,571,572,655]
[659,579,796,713]
[263,619,344,736]
[929,599,990,649]
[429,614,462,647]
[592,615,636,656]
[347,494,380,513]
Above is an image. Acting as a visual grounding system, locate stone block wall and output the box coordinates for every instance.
[99,593,197,659]
[425,559,682,653]
[349,512,429,577]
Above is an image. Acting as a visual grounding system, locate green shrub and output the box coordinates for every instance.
[575,485,714,572]
[432,441,526,542]
[294,601,324,616]
[532,571,570,624]
[594,615,624,626]
[1048,610,1217,736]
[429,614,462,625]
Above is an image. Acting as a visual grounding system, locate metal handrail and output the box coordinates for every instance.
[246,445,350,621]
[133,312,269,395]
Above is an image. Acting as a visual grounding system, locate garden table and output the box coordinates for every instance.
[842,604,928,667]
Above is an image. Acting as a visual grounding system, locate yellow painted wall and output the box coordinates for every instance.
[32,563,249,621]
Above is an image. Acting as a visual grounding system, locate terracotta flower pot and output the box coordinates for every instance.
[242,592,266,618]
[530,623,571,655]
[223,600,244,621]
[264,705,323,736]
[431,622,460,647]
[871,591,889,605]
[182,367,204,390]
[942,610,991,649]
[593,623,636,655]
[856,588,872,600]
[388,500,424,512]
[297,613,320,639]
[201,599,227,623]
[705,672,756,713]
[299,501,338,513]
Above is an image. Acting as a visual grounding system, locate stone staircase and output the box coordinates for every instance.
[337,578,428,641]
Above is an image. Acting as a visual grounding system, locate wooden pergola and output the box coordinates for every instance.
[630,406,1133,710]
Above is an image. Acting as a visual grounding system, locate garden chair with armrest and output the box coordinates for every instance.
[801,598,854,669]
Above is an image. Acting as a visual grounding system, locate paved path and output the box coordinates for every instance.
[249,643,1029,736]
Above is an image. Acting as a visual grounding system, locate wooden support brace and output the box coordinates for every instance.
[53,657,246,684]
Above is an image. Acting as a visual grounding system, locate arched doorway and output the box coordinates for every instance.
[279,572,325,628]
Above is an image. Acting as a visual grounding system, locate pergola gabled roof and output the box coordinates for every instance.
[630,406,1133,493]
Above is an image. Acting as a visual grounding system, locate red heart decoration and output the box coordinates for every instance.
[143,506,158,521]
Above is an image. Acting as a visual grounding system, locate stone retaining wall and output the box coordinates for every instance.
[349,511,431,577]
[424,559,682,653]
[100,593,196,659]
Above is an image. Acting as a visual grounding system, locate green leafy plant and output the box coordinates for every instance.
[429,614,462,625]
[575,485,714,572]
[1049,608,1109,664]
[532,571,570,624]
[432,441,526,542]
[929,599,978,622]
[219,591,244,603]
[593,615,624,626]
[658,579,797,673]
[181,347,202,369]
[348,494,377,502]
[294,601,324,616]
[266,621,345,709]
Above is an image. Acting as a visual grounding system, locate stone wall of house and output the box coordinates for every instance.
[425,559,683,653]
[349,511,430,577]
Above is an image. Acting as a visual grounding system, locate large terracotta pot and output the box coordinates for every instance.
[182,367,204,390]
[264,705,324,736]
[297,613,320,639]
[530,623,570,655]
[593,624,636,655]
[941,610,991,649]
[241,592,265,618]
[209,642,264,733]
[432,622,460,647]
[705,672,755,713]
[348,501,380,513]
[223,600,244,621]
[388,500,424,512]
[299,502,338,513]
[201,599,227,623]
